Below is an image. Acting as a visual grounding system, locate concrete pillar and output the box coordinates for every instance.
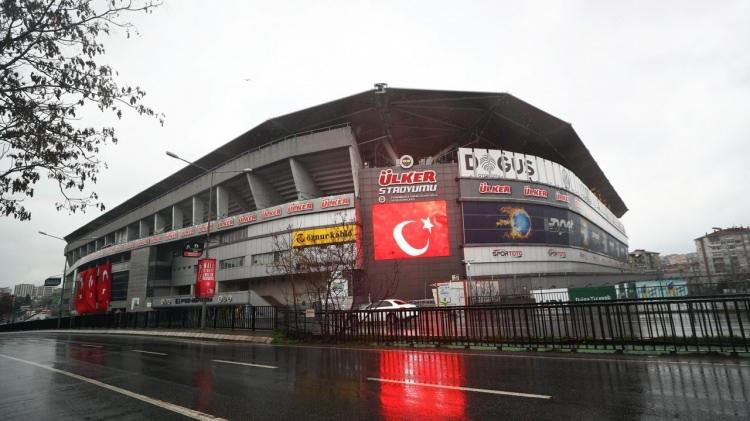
[348,145,363,198]
[154,213,166,234]
[246,173,283,210]
[172,205,184,229]
[192,196,205,224]
[289,158,321,200]
[139,219,149,238]
[216,185,230,218]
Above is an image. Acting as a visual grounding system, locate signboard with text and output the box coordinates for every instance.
[195,258,217,299]
[292,224,357,248]
[183,241,204,257]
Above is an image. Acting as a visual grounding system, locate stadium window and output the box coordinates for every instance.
[251,251,288,266]
[220,256,245,270]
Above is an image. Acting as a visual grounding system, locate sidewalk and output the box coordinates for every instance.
[5,328,274,344]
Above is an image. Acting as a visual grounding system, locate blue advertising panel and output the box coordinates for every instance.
[462,201,627,261]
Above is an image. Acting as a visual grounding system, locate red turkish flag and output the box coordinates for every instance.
[82,267,98,312]
[97,263,112,312]
[74,278,87,314]
[373,200,450,260]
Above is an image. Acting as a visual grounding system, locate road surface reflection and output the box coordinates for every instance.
[378,350,466,420]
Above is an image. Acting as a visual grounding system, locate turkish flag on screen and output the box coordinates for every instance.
[97,263,112,312]
[82,267,98,312]
[372,200,450,260]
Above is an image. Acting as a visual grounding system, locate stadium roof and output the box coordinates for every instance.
[66,86,627,241]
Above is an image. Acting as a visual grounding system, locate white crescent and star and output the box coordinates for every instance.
[392,216,435,256]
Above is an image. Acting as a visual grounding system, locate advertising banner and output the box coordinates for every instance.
[292,224,357,248]
[630,279,689,299]
[183,241,204,257]
[458,147,625,235]
[462,201,628,261]
[568,286,617,302]
[97,262,112,311]
[195,258,217,298]
[372,200,450,260]
[43,277,61,287]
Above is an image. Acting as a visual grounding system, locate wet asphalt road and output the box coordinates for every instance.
[0,332,749,420]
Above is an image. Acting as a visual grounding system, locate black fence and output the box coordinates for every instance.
[468,281,750,305]
[282,295,750,354]
[0,305,277,333]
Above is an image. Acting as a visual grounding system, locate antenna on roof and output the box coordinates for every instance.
[374,83,388,94]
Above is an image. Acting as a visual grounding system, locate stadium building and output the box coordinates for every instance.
[62,85,630,313]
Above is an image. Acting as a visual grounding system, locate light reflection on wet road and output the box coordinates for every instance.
[0,332,749,420]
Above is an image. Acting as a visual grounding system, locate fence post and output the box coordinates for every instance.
[252,307,256,331]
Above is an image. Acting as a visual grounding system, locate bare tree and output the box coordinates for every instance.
[270,213,360,312]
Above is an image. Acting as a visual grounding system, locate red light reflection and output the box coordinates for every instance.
[192,369,214,413]
[71,344,104,365]
[378,350,466,420]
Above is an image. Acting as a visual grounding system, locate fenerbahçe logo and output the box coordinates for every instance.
[372,200,450,260]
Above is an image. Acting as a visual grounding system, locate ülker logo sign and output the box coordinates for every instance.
[372,200,450,260]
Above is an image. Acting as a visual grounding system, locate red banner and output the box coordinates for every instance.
[195,258,217,299]
[372,200,450,260]
[97,263,112,312]
[74,277,87,314]
[82,267,98,312]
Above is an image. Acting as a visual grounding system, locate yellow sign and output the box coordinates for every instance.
[292,225,357,247]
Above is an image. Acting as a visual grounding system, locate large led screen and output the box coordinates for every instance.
[462,202,627,261]
[373,200,450,260]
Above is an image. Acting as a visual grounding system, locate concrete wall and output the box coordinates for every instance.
[126,247,151,311]
[66,127,358,252]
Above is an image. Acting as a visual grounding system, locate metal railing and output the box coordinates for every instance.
[0,305,277,332]
[468,281,750,305]
[281,296,750,354]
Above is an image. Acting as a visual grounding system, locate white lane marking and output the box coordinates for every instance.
[367,377,551,399]
[0,353,225,421]
[212,359,277,369]
[132,350,168,356]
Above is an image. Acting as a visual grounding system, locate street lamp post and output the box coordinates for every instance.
[166,151,251,329]
[39,231,69,328]
[462,259,474,306]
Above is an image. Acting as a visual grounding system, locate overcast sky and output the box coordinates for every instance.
[2,0,748,288]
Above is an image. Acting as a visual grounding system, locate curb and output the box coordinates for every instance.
[4,329,274,344]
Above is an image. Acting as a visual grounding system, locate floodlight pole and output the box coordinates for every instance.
[38,231,68,328]
[166,152,251,329]
[166,152,213,329]
[462,259,474,306]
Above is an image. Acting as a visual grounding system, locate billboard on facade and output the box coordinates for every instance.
[372,200,450,260]
[292,224,357,248]
[183,241,204,257]
[618,279,689,299]
[195,258,217,299]
[462,201,627,261]
[458,148,624,234]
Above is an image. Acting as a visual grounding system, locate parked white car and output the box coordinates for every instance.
[357,299,418,323]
